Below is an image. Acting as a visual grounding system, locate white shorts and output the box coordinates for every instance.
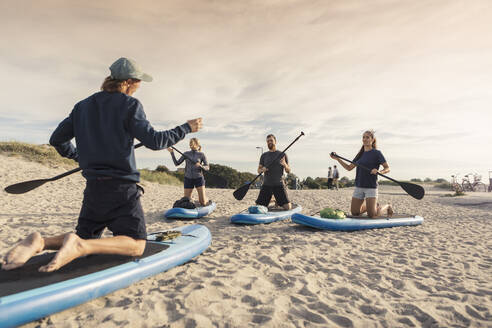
[353,187,378,200]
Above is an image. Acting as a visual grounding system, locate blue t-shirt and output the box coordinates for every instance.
[354,149,386,188]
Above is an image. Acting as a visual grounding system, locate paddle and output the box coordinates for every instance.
[330,152,425,200]
[4,143,144,194]
[170,146,228,188]
[233,132,305,200]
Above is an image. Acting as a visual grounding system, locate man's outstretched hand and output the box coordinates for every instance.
[187,118,203,132]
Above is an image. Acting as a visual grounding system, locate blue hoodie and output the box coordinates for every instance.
[49,91,191,182]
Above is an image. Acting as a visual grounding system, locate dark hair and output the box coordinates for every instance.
[353,130,377,162]
[101,76,140,93]
[266,134,276,141]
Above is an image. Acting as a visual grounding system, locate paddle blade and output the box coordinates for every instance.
[233,183,251,200]
[399,182,425,200]
[4,179,49,194]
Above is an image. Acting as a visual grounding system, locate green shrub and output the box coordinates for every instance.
[339,176,354,188]
[303,177,321,189]
[155,165,170,173]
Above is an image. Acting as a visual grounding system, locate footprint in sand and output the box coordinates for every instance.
[282,264,296,271]
[465,305,486,320]
[289,307,327,324]
[308,301,336,315]
[251,314,272,324]
[210,280,224,287]
[413,281,433,293]
[115,298,133,307]
[394,303,437,326]
[398,317,415,326]
[359,304,387,316]
[390,279,405,289]
[328,314,354,328]
[421,261,439,269]
[270,273,295,289]
[241,295,261,307]
[290,295,305,305]
[299,284,315,297]
[257,255,282,269]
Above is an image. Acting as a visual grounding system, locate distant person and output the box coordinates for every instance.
[167,138,209,206]
[331,130,393,218]
[2,57,202,272]
[333,165,340,190]
[256,134,292,210]
[327,166,333,189]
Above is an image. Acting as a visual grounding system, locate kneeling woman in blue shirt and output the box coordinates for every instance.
[168,138,210,206]
[331,130,393,218]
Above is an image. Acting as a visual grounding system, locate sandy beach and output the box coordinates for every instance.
[1,154,491,328]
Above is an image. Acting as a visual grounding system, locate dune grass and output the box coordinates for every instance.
[0,141,77,168]
[139,169,182,186]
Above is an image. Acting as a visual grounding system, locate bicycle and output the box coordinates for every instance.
[462,173,487,192]
[451,174,462,193]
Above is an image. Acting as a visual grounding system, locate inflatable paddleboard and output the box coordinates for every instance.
[164,202,217,219]
[291,213,423,231]
[0,224,211,328]
[230,204,302,224]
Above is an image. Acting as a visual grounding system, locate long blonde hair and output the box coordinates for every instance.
[353,130,377,161]
[190,138,202,151]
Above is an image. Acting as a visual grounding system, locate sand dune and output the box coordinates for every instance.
[1,154,491,327]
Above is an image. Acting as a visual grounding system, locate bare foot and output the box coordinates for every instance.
[2,232,44,270]
[387,205,394,217]
[39,233,85,272]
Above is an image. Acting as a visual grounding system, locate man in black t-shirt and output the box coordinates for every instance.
[256,134,292,210]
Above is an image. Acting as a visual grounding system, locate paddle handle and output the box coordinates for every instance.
[171,146,199,165]
[268,132,304,169]
[49,167,82,181]
[49,143,144,181]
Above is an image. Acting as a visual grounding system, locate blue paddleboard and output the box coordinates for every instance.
[291,213,423,231]
[0,224,211,328]
[164,202,217,219]
[230,204,302,224]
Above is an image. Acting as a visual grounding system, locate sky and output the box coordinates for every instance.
[1,0,491,181]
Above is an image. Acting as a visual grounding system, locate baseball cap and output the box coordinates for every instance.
[109,57,153,82]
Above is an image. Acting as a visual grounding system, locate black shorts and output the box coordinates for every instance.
[256,184,290,207]
[184,176,205,188]
[76,179,147,240]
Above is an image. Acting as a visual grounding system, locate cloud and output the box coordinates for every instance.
[1,0,492,179]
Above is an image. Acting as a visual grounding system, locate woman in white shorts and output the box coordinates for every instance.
[330,130,393,218]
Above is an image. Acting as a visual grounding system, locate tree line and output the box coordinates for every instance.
[155,163,257,189]
[152,164,449,190]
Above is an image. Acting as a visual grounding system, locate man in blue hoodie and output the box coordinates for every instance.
[2,58,202,272]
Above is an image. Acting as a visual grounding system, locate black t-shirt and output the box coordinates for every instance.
[260,151,288,186]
